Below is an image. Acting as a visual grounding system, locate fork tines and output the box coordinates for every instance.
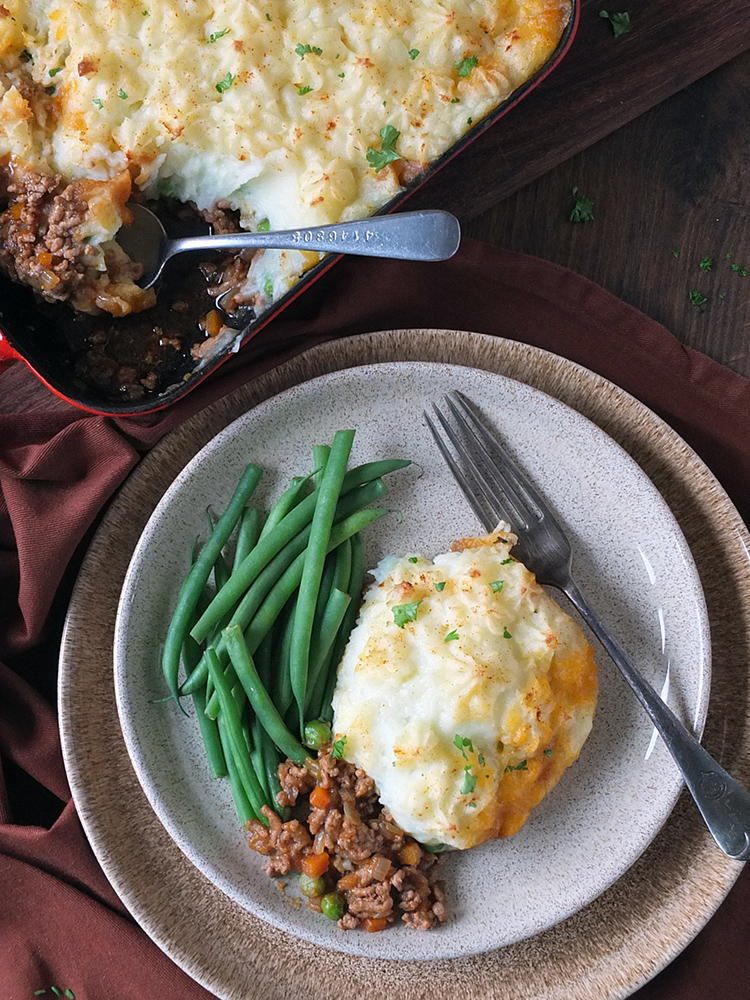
[424,391,548,536]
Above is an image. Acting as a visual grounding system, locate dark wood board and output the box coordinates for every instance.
[407,0,750,220]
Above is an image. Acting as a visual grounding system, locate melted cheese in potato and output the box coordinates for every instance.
[0,0,570,314]
[332,531,598,850]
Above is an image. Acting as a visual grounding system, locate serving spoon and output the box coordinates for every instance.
[116,203,462,289]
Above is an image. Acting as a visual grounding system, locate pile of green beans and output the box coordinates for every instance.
[160,431,409,826]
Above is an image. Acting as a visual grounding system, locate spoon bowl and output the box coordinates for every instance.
[116,204,462,289]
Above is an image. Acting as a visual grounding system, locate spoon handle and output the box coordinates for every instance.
[166,210,461,262]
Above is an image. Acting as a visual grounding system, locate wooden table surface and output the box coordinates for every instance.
[3,0,750,411]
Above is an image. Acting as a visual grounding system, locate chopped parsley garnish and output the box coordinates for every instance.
[295,43,322,59]
[118,88,128,99]
[502,626,512,639]
[445,629,459,642]
[209,28,231,42]
[297,85,313,95]
[92,97,104,108]
[408,48,419,59]
[544,748,553,757]
[215,71,235,94]
[434,581,446,591]
[45,86,56,96]
[142,8,149,14]
[689,289,708,312]
[338,72,345,77]
[569,186,594,223]
[454,734,474,758]
[366,124,403,172]
[408,556,419,563]
[699,256,713,272]
[455,55,478,77]
[599,10,632,37]
[671,249,680,258]
[331,735,347,759]
[468,801,476,807]
[730,263,748,276]
[490,580,504,592]
[49,66,63,76]
[266,12,271,20]
[478,753,485,765]
[500,557,514,565]
[460,765,477,794]
[256,218,270,231]
[263,275,273,296]
[450,97,460,103]
[505,759,528,772]
[393,598,422,628]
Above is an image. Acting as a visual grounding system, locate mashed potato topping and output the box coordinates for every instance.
[332,530,598,850]
[0,0,570,318]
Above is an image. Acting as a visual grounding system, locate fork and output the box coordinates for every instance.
[425,390,750,861]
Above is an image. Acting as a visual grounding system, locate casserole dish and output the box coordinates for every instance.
[0,1,578,415]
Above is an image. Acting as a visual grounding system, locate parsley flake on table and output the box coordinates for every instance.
[366,124,403,172]
[461,765,477,794]
[434,581,446,591]
[599,10,632,37]
[409,48,420,60]
[393,598,422,628]
[569,185,594,223]
[215,71,235,94]
[490,580,504,592]
[699,256,713,272]
[331,735,347,759]
[297,85,313,95]
[445,629,460,642]
[505,759,528,772]
[455,55,478,77]
[671,249,680,258]
[689,289,708,312]
[295,43,323,59]
[730,263,748,276]
[454,734,474,758]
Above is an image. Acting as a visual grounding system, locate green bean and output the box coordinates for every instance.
[320,532,366,723]
[162,463,262,704]
[181,481,387,697]
[259,474,312,541]
[223,623,308,764]
[199,508,387,716]
[191,686,228,778]
[305,587,351,721]
[312,445,330,487]
[258,724,288,819]
[217,712,257,825]
[290,430,355,731]
[233,507,260,573]
[205,647,269,823]
[250,714,272,804]
[190,458,409,644]
[273,598,296,717]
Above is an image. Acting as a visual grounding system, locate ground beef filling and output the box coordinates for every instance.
[246,747,447,931]
[0,161,155,316]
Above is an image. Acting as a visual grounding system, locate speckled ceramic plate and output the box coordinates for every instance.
[113,358,710,962]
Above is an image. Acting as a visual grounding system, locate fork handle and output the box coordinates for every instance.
[565,578,750,861]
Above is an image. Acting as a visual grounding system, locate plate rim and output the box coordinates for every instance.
[59,328,750,1000]
[111,356,712,961]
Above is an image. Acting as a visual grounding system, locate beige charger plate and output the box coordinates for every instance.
[59,329,750,1000]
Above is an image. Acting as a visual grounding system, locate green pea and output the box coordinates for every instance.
[304,719,332,749]
[298,873,325,898]
[320,891,346,921]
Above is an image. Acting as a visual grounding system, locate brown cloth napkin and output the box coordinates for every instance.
[1,238,749,999]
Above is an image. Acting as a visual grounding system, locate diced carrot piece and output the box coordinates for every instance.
[398,841,422,867]
[10,202,24,220]
[363,917,388,933]
[309,785,332,810]
[202,309,222,337]
[37,251,55,267]
[301,851,330,878]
